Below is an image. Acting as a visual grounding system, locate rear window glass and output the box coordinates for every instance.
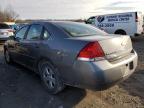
[56,22,107,37]
[0,23,10,29]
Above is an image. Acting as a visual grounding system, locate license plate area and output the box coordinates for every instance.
[123,61,134,77]
[129,61,134,70]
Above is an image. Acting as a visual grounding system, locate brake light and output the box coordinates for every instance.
[0,32,8,35]
[77,41,105,61]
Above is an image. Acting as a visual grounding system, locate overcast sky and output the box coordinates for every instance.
[0,0,144,19]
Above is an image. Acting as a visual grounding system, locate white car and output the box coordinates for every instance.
[0,23,14,41]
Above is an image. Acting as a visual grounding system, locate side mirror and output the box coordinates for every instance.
[9,35,16,40]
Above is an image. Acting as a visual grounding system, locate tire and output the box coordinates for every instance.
[4,49,12,64]
[115,30,126,35]
[38,60,65,94]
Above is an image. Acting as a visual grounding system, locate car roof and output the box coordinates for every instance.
[31,21,79,26]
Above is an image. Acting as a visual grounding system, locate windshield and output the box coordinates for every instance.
[0,23,10,29]
[56,22,107,37]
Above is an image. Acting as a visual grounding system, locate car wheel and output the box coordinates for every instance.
[38,60,65,94]
[4,49,12,64]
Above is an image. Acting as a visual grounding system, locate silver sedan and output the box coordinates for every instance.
[4,21,138,94]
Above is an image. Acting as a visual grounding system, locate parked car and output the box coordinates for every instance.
[0,23,14,41]
[85,12,143,37]
[4,21,138,94]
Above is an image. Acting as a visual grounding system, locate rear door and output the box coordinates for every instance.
[20,24,43,68]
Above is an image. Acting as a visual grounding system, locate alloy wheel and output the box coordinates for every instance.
[42,65,56,89]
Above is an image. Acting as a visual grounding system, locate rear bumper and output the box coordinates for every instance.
[97,73,132,90]
[71,51,138,90]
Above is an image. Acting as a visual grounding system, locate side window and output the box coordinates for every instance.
[87,17,95,24]
[43,28,50,40]
[26,24,43,40]
[15,26,29,40]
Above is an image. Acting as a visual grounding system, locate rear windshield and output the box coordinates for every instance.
[56,22,107,37]
[0,23,10,29]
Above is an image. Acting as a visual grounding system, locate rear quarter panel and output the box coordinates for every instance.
[47,38,89,82]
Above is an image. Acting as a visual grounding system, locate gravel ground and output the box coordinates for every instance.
[0,37,144,108]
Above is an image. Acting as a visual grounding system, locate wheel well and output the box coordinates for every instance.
[35,57,56,74]
[114,29,127,35]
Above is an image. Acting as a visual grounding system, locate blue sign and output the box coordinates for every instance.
[97,16,105,23]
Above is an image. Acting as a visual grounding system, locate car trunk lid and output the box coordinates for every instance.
[70,35,132,62]
[98,35,132,62]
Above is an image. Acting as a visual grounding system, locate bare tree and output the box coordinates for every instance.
[3,5,19,21]
[0,4,19,22]
[0,6,5,22]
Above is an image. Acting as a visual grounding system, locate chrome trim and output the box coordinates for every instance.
[77,57,105,62]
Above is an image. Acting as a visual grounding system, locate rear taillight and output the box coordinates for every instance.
[77,41,105,61]
[0,32,8,35]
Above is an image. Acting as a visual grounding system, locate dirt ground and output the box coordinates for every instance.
[0,36,144,108]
